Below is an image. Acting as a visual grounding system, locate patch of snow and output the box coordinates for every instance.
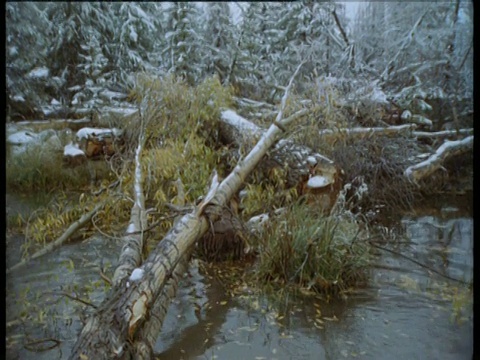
[307,156,317,167]
[221,109,260,134]
[401,110,412,120]
[76,127,122,141]
[130,28,138,43]
[51,98,61,106]
[63,142,85,157]
[12,94,25,102]
[27,67,49,79]
[370,87,388,104]
[416,99,433,112]
[126,223,136,234]
[239,189,248,199]
[246,213,269,233]
[68,85,83,92]
[99,90,128,101]
[9,46,18,56]
[307,175,332,188]
[103,106,139,117]
[7,131,37,145]
[41,106,57,116]
[129,268,145,282]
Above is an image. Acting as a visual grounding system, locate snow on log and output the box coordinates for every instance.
[411,114,433,128]
[404,135,473,183]
[220,108,338,190]
[68,62,307,360]
[318,124,417,139]
[413,128,473,140]
[63,142,87,167]
[112,127,147,286]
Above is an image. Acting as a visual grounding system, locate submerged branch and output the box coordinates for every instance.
[7,202,105,274]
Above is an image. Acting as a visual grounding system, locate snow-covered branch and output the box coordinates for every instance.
[404,135,473,183]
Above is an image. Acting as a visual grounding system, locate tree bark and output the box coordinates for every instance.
[68,63,306,360]
[219,108,337,188]
[404,135,473,183]
[318,124,417,140]
[112,129,147,286]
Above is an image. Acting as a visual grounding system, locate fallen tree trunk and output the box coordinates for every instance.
[219,108,338,189]
[68,62,306,360]
[317,124,417,139]
[413,128,473,140]
[112,126,147,286]
[404,135,473,183]
[7,202,105,274]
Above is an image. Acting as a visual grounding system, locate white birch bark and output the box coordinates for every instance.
[68,62,306,360]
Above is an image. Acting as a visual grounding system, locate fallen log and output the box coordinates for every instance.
[404,135,473,183]
[7,202,105,274]
[413,128,473,140]
[318,124,417,139]
[68,62,306,360]
[219,109,340,193]
[112,122,147,286]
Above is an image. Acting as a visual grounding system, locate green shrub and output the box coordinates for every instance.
[6,147,112,193]
[254,203,370,297]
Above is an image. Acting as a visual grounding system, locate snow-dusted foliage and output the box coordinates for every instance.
[200,3,236,84]
[352,1,473,101]
[163,3,202,84]
[6,3,50,118]
[5,1,473,121]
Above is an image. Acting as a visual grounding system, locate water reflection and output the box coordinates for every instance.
[157,198,473,360]
[6,194,473,360]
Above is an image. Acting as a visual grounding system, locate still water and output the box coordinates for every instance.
[6,193,473,360]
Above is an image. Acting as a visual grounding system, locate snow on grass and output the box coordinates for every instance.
[63,142,85,157]
[99,90,128,101]
[126,223,137,234]
[12,94,25,102]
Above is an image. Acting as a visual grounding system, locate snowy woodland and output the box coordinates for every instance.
[6,1,473,121]
[6,2,474,359]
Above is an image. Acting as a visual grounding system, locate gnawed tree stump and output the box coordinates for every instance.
[196,208,247,262]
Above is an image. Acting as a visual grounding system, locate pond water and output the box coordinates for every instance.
[5,193,473,360]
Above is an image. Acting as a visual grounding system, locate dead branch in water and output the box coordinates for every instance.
[7,202,105,274]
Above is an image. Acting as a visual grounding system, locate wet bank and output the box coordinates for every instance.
[5,193,473,359]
